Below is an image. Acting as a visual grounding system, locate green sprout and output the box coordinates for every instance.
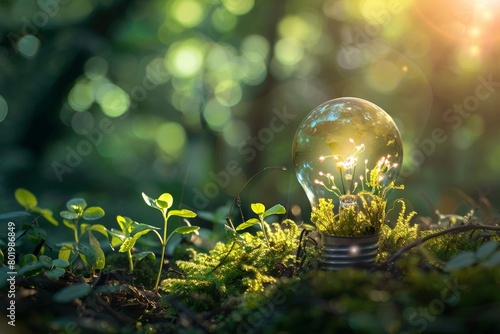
[141,192,199,292]
[58,198,108,271]
[108,215,160,273]
[236,203,286,248]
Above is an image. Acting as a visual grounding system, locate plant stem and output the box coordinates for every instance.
[154,213,168,291]
[74,220,79,244]
[260,217,271,249]
[128,250,134,273]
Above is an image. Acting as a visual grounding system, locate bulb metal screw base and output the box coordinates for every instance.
[320,233,379,271]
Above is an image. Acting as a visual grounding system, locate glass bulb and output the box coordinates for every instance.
[292,97,403,211]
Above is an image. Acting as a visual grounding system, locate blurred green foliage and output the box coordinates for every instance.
[1,0,500,232]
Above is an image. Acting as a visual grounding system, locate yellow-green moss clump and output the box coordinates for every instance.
[160,220,300,311]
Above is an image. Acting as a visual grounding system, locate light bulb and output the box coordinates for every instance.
[292,97,403,212]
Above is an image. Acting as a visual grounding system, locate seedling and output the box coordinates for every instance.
[141,192,199,291]
[236,203,286,248]
[58,198,108,271]
[108,215,160,273]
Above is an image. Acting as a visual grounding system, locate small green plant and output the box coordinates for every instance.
[236,203,286,248]
[141,192,199,291]
[58,198,108,271]
[108,215,159,273]
[16,254,70,279]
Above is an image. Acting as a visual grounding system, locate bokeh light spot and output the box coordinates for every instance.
[85,57,108,79]
[215,80,242,107]
[204,99,232,131]
[278,15,311,41]
[17,35,40,59]
[275,38,304,66]
[171,0,204,28]
[165,39,205,78]
[0,96,8,123]
[241,35,270,60]
[222,0,254,16]
[156,122,187,156]
[211,7,237,32]
[97,83,130,118]
[68,80,94,112]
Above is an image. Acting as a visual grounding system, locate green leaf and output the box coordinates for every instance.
[131,222,160,234]
[119,237,136,253]
[20,254,37,267]
[83,207,105,221]
[167,209,197,219]
[173,226,200,235]
[0,249,3,264]
[15,188,37,209]
[110,234,124,249]
[63,219,76,231]
[132,251,156,261]
[236,218,260,231]
[45,267,65,279]
[0,211,31,221]
[79,243,97,267]
[263,204,286,218]
[251,203,266,215]
[87,224,108,238]
[52,259,70,268]
[39,255,53,268]
[476,241,498,260]
[58,243,78,264]
[17,261,44,277]
[444,251,476,272]
[60,210,79,220]
[116,215,133,234]
[157,193,173,209]
[53,283,92,303]
[66,198,87,211]
[89,232,105,270]
[31,207,59,226]
[142,192,161,210]
[80,223,90,236]
[483,251,500,268]
[119,229,152,253]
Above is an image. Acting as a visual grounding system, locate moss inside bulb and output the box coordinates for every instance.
[292,97,403,211]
